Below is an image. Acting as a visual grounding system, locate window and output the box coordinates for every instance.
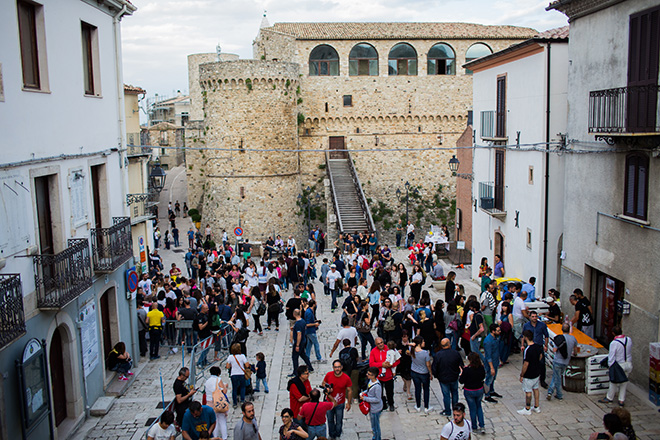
[343,95,352,107]
[496,76,506,138]
[81,22,101,96]
[526,228,532,249]
[624,153,649,220]
[17,0,48,90]
[388,43,417,76]
[494,149,505,211]
[528,166,534,184]
[349,43,378,76]
[465,43,492,74]
[309,45,339,76]
[428,43,455,75]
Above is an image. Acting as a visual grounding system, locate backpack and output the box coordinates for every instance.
[361,257,370,271]
[554,334,568,359]
[211,379,230,413]
[339,347,356,373]
[383,313,396,332]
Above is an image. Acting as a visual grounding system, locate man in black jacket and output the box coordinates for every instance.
[432,338,463,416]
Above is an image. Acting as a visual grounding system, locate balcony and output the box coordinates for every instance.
[480,110,507,141]
[32,238,93,310]
[0,274,26,350]
[91,217,133,273]
[479,181,506,218]
[127,193,156,225]
[589,85,660,137]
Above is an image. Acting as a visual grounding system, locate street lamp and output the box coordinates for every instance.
[150,162,167,192]
[448,155,473,181]
[396,181,418,245]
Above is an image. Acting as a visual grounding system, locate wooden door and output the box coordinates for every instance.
[494,149,505,211]
[35,176,53,254]
[329,136,346,159]
[627,5,660,132]
[494,232,504,263]
[496,76,506,137]
[100,291,113,359]
[49,328,67,426]
[91,165,103,230]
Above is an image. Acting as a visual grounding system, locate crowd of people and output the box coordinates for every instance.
[132,211,640,440]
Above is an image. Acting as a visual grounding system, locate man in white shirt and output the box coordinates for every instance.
[512,290,529,350]
[139,274,152,297]
[599,327,633,406]
[329,316,359,357]
[326,264,342,312]
[147,410,176,440]
[406,221,415,248]
[287,236,297,253]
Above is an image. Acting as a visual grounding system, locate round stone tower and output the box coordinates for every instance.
[194,60,303,243]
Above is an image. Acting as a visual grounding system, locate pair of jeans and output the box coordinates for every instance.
[396,233,402,248]
[230,374,246,404]
[306,333,322,361]
[439,380,459,414]
[149,328,162,358]
[411,371,431,408]
[292,343,313,374]
[111,360,133,375]
[463,388,485,429]
[499,332,511,364]
[307,424,326,440]
[485,365,498,397]
[331,289,338,310]
[470,337,485,365]
[358,331,375,359]
[548,362,567,399]
[327,402,345,438]
[369,411,382,440]
[254,377,269,392]
[446,329,458,351]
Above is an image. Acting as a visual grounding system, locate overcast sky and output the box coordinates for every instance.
[121,0,568,110]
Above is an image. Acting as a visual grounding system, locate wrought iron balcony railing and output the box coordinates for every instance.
[0,274,26,350]
[32,238,93,310]
[479,181,506,216]
[589,85,660,134]
[91,217,133,273]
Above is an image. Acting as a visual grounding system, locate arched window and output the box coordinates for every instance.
[624,153,649,220]
[428,43,455,75]
[309,45,339,76]
[465,43,492,74]
[349,43,378,76]
[388,43,417,76]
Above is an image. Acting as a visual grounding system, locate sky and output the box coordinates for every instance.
[120,0,568,114]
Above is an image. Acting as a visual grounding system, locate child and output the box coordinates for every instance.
[383,340,401,376]
[254,352,269,393]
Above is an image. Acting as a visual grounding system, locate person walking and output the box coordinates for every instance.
[204,366,229,440]
[304,300,323,362]
[459,353,486,434]
[355,300,376,360]
[227,343,249,408]
[517,329,543,415]
[360,367,384,440]
[432,338,463,416]
[137,300,148,357]
[547,322,577,401]
[291,309,314,376]
[410,336,434,413]
[440,403,472,440]
[368,337,399,411]
[326,265,342,312]
[321,360,353,440]
[287,366,312,420]
[522,311,549,388]
[599,326,633,407]
[483,324,503,403]
[233,402,261,440]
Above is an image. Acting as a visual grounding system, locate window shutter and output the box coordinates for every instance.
[496,77,506,137]
[624,158,637,216]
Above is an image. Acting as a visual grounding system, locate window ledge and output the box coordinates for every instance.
[84,93,103,99]
[22,87,51,94]
[616,214,650,226]
[481,136,508,142]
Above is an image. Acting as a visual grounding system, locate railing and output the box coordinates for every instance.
[32,238,93,309]
[325,151,345,233]
[127,194,156,224]
[478,181,505,214]
[346,151,377,234]
[91,217,133,273]
[0,274,26,350]
[480,110,507,139]
[589,85,660,134]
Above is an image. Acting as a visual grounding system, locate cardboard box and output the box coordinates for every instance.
[650,342,660,360]
[649,390,660,406]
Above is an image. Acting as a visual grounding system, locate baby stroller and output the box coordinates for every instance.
[244,365,255,401]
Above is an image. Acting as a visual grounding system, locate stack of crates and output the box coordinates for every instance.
[650,343,660,406]
[586,354,609,395]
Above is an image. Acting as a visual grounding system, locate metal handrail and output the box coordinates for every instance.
[0,274,26,350]
[325,151,345,233]
[91,217,133,273]
[345,151,377,234]
[589,84,660,134]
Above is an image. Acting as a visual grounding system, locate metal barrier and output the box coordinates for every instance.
[143,399,177,440]
[187,324,235,388]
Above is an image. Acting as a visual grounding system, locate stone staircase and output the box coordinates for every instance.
[326,158,374,234]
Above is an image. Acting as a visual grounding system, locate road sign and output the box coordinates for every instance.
[138,235,147,274]
[127,267,139,293]
[234,227,243,237]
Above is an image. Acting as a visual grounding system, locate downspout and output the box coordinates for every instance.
[113,4,128,217]
[542,42,551,296]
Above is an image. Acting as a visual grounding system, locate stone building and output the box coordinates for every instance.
[187,22,536,244]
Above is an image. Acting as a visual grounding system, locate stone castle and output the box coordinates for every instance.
[186,21,536,245]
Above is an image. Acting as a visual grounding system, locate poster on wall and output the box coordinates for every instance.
[79,300,100,377]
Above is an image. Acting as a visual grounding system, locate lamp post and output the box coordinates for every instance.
[149,162,167,192]
[396,181,418,247]
[448,155,473,181]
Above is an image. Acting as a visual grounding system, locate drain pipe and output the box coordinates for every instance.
[113,4,129,217]
[542,42,552,296]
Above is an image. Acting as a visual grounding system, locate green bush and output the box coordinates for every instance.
[191,213,202,222]
[187,208,199,217]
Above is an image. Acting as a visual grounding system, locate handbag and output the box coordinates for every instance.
[359,400,370,415]
[256,302,267,316]
[609,361,628,384]
[234,355,252,380]
[212,380,230,414]
[355,316,371,333]
[299,402,319,432]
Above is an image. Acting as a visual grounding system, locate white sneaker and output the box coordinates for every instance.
[517,408,532,415]
[414,405,421,412]
[424,406,433,414]
[532,406,541,413]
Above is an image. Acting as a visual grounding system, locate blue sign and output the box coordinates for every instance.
[234,227,243,237]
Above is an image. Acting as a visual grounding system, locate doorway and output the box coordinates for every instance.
[592,270,624,346]
[494,231,504,263]
[329,136,347,159]
[49,328,67,426]
[100,291,113,359]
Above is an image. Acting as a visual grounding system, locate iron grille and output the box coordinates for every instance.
[32,238,93,309]
[0,274,26,350]
[479,181,505,213]
[91,217,133,273]
[589,85,660,134]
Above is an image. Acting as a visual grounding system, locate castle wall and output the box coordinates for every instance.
[187,60,306,243]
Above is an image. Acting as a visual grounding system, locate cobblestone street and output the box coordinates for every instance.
[74,166,660,440]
